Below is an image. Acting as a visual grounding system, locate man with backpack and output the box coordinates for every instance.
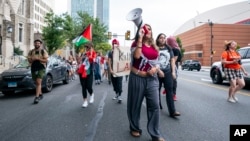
[27,39,49,104]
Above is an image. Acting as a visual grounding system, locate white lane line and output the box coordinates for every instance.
[201,78,212,82]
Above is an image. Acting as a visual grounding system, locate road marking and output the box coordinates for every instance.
[180,78,250,96]
[84,92,107,141]
[201,78,212,82]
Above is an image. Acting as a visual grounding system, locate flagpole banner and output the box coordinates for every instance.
[112,45,131,77]
[75,24,92,47]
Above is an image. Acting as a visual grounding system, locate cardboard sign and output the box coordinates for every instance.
[112,45,131,77]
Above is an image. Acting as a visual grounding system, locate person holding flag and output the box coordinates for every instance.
[75,24,96,108]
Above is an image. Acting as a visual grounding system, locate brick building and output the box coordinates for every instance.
[177,24,250,66]
[174,1,250,66]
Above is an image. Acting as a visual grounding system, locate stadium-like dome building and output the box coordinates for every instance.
[174,1,250,66]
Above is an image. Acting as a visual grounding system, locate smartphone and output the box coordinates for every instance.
[143,25,148,35]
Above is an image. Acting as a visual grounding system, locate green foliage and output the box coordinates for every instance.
[236,45,241,50]
[13,46,23,55]
[74,12,108,48]
[42,11,109,55]
[95,43,112,55]
[42,12,65,55]
[176,36,185,61]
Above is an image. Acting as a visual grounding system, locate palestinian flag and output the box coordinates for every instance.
[75,24,92,47]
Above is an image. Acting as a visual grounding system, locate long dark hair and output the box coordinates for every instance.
[156,33,172,52]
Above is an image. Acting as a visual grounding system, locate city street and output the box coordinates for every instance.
[0,70,249,141]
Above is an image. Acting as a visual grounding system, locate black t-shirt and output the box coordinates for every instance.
[108,50,113,69]
[31,60,45,72]
[172,48,182,67]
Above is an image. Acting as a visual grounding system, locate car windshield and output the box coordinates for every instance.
[14,59,30,68]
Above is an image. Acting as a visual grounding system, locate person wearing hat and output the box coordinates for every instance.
[221,40,248,103]
[77,42,96,107]
[27,39,49,104]
[108,39,123,103]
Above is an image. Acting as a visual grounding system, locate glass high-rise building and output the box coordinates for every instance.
[69,0,109,29]
[96,0,109,29]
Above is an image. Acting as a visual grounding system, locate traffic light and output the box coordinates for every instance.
[107,32,112,40]
[125,30,130,40]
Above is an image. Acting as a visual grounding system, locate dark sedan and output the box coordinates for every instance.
[181,60,201,71]
[0,55,70,95]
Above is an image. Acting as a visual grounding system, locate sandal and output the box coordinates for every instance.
[130,131,141,137]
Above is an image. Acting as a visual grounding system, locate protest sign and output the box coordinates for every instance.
[112,45,131,77]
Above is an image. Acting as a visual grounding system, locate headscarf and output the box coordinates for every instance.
[166,36,180,50]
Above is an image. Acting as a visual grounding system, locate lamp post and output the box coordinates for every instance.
[199,19,214,66]
[208,19,213,66]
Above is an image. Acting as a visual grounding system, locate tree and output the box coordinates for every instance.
[42,11,110,55]
[42,12,66,55]
[176,36,185,62]
[73,12,109,53]
[95,43,112,55]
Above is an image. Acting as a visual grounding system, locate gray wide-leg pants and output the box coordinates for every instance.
[127,72,162,140]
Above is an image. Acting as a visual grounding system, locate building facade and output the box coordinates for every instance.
[70,0,110,29]
[175,1,250,66]
[0,0,54,70]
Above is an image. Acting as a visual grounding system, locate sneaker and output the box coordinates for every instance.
[33,97,39,104]
[118,96,122,103]
[228,97,236,103]
[233,96,238,102]
[89,94,94,103]
[173,95,177,101]
[39,94,43,100]
[170,111,181,117]
[112,94,118,100]
[82,101,88,107]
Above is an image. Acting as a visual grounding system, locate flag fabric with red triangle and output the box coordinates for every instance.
[75,24,92,47]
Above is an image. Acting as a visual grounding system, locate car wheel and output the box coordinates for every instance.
[211,69,223,84]
[43,75,53,93]
[197,69,200,71]
[63,72,70,84]
[1,90,14,96]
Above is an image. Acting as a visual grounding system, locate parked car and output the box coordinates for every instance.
[210,46,250,85]
[0,55,70,95]
[181,60,201,71]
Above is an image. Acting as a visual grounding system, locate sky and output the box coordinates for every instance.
[55,0,246,45]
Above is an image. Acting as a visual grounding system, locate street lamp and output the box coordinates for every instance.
[208,19,213,66]
[199,19,214,66]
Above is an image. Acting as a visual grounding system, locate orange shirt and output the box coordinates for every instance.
[221,50,241,69]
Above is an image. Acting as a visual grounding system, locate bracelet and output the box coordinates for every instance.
[136,70,140,75]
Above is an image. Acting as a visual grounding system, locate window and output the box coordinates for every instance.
[245,49,250,59]
[19,23,23,42]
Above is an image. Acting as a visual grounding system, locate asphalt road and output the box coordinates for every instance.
[0,70,249,141]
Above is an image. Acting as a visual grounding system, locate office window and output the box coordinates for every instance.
[19,23,23,42]
[198,53,202,57]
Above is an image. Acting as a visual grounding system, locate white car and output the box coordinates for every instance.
[210,46,250,86]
